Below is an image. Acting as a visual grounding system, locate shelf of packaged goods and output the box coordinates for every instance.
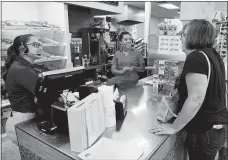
[1,44,66,52]
[2,26,65,31]
[43,43,66,47]
[1,44,66,51]
[1,78,4,83]
[2,99,10,108]
[2,62,5,67]
[1,45,11,51]
[34,56,67,63]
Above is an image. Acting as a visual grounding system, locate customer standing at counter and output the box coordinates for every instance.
[4,34,43,145]
[107,32,145,89]
[150,19,227,160]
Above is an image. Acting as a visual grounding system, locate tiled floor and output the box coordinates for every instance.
[2,134,21,160]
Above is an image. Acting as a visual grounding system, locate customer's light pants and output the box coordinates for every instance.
[5,111,36,145]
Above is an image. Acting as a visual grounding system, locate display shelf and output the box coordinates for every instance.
[1,99,10,108]
[2,26,65,31]
[43,43,66,47]
[2,62,5,67]
[2,19,69,71]
[217,22,227,59]
[1,44,10,51]
[34,56,67,63]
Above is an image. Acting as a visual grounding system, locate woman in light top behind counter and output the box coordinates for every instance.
[107,32,145,89]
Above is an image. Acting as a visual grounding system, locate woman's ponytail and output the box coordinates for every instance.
[3,45,16,81]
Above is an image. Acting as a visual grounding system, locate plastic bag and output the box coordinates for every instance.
[157,89,179,123]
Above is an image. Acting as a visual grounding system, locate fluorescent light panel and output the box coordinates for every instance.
[159,3,179,10]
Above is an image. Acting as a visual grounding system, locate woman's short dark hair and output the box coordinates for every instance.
[119,31,131,41]
[184,19,216,50]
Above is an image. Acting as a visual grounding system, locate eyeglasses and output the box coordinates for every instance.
[181,33,186,38]
[27,42,43,48]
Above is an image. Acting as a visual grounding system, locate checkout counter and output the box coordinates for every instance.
[15,76,186,160]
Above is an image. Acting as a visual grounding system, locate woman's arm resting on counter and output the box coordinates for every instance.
[150,73,208,135]
[171,73,208,132]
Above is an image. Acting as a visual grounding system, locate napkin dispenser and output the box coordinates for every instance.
[115,95,127,121]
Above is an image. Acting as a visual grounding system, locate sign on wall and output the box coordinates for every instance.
[158,35,181,54]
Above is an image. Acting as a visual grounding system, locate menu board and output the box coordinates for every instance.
[158,35,181,54]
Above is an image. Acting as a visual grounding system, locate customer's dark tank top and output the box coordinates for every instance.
[178,48,227,133]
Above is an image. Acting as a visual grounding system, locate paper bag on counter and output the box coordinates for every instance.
[67,93,105,153]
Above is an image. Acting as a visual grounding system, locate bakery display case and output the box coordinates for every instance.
[1,20,67,71]
[1,20,68,107]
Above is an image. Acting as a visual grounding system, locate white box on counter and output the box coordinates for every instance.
[67,93,105,153]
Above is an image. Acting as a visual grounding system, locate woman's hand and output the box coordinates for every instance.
[149,124,177,135]
[122,66,134,73]
[121,67,130,74]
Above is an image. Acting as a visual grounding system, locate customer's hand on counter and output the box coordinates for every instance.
[149,124,177,135]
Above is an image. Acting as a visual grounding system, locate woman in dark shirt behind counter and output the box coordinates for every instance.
[4,34,43,145]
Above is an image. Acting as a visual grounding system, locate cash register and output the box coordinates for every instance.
[35,66,98,135]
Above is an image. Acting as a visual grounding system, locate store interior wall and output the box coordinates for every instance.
[68,5,94,33]
[3,2,175,40]
[214,2,227,11]
[66,1,124,15]
[2,2,39,21]
[37,2,65,28]
[136,15,163,39]
[180,2,227,22]
[150,15,163,35]
[137,23,144,39]
[68,3,163,40]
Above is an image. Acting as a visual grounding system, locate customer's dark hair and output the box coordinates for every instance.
[185,19,216,50]
[119,31,131,41]
[3,34,34,81]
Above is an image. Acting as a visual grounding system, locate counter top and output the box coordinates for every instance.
[147,52,186,61]
[16,76,170,160]
[84,64,111,70]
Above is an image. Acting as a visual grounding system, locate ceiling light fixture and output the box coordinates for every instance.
[159,3,179,10]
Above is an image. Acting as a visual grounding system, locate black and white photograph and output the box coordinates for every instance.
[1,1,227,160]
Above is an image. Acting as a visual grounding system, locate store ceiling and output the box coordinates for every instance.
[124,1,181,18]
